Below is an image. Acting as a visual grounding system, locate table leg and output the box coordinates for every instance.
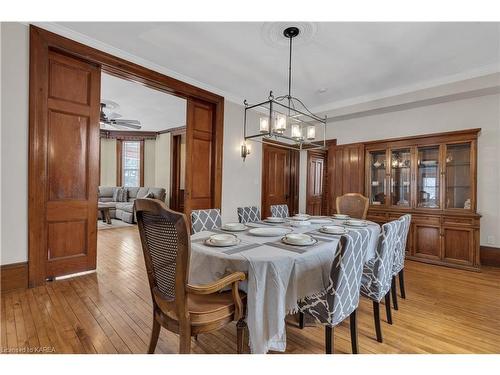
[105,210,111,224]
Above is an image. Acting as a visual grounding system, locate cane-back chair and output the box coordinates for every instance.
[336,193,369,219]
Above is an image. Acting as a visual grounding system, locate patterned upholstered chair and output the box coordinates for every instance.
[360,219,400,343]
[135,199,247,354]
[270,204,289,218]
[298,229,371,354]
[237,206,261,224]
[390,214,411,310]
[336,193,369,219]
[190,209,222,234]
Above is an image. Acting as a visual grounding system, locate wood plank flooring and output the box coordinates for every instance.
[1,226,499,354]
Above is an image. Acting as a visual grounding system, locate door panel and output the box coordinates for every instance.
[413,225,441,260]
[306,151,326,215]
[443,227,474,265]
[185,99,216,214]
[262,143,297,218]
[29,49,100,283]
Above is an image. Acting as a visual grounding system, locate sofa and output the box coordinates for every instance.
[98,186,166,224]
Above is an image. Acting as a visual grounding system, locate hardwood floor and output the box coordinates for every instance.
[1,226,499,354]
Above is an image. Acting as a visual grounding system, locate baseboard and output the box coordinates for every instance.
[480,246,500,267]
[1,262,28,292]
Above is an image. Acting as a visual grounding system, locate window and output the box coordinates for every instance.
[117,140,144,187]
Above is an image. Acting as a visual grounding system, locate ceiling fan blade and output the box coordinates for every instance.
[111,119,141,125]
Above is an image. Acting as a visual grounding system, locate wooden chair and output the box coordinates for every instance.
[135,198,247,354]
[336,193,369,219]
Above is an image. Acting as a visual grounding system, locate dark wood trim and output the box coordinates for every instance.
[158,126,187,135]
[116,139,122,185]
[480,246,500,267]
[1,262,28,292]
[363,128,480,150]
[170,133,182,211]
[100,129,158,140]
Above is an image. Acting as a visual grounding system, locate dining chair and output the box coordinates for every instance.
[190,208,222,234]
[360,219,399,343]
[270,204,289,218]
[237,206,261,223]
[390,214,411,310]
[336,193,369,219]
[135,198,247,354]
[298,229,371,354]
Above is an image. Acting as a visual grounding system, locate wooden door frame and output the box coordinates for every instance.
[261,141,300,217]
[306,149,327,215]
[170,128,186,211]
[28,25,224,287]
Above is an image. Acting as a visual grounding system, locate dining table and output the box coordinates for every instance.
[189,217,380,354]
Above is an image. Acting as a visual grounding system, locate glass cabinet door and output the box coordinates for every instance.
[390,148,411,208]
[368,150,387,206]
[445,143,472,209]
[417,146,440,209]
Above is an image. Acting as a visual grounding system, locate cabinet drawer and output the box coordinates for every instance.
[443,216,475,226]
[412,215,440,225]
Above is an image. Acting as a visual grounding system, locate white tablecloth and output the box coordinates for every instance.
[189,219,380,354]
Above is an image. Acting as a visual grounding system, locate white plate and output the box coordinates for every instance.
[333,214,350,220]
[204,235,241,247]
[310,218,332,224]
[248,227,291,237]
[289,215,310,221]
[282,234,317,246]
[221,223,247,232]
[319,225,348,235]
[345,220,368,227]
[265,217,286,223]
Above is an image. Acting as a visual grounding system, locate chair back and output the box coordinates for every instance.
[190,208,222,233]
[393,214,411,274]
[336,193,369,219]
[298,229,371,326]
[237,206,261,223]
[270,204,289,218]
[135,199,190,317]
[364,220,399,301]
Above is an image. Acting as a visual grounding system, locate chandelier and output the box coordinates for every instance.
[242,26,327,159]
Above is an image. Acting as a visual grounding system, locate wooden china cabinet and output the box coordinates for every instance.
[364,129,481,271]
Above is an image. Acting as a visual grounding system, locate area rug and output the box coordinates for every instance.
[97,219,135,230]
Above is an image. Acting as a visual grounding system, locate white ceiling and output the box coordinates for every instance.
[59,22,500,111]
[100,72,186,132]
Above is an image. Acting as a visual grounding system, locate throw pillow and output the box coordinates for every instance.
[113,187,128,202]
[144,192,155,199]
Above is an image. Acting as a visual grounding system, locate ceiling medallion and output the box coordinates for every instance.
[241,26,327,159]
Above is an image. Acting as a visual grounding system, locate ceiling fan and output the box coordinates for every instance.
[100,100,142,130]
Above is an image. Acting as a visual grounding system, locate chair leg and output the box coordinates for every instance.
[399,269,406,299]
[299,311,305,329]
[384,292,393,325]
[349,310,359,354]
[179,324,191,354]
[325,326,334,354]
[236,319,246,354]
[391,276,399,310]
[148,317,161,354]
[372,301,383,343]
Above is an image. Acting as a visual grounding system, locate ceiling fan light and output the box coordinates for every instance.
[306,125,316,140]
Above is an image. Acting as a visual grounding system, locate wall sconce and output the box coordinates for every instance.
[241,142,251,161]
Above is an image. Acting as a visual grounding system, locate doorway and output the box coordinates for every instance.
[306,149,327,215]
[28,25,224,286]
[261,142,300,218]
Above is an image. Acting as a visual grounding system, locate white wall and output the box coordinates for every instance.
[155,132,171,204]
[326,94,500,248]
[1,22,29,265]
[221,101,262,223]
[143,139,156,187]
[99,138,117,186]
